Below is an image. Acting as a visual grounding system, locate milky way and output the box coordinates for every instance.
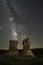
[0,0,43,49]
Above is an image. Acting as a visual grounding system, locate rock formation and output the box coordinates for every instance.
[8,40,19,56]
[8,37,35,56]
[22,37,34,56]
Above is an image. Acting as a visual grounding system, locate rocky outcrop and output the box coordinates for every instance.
[8,40,19,56]
[22,38,35,56]
[8,37,35,56]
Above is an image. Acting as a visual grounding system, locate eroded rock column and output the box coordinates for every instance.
[22,37,34,56]
[8,40,19,56]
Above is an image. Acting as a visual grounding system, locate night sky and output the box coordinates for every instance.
[0,0,43,49]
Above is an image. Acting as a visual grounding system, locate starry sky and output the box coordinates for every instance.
[0,0,43,49]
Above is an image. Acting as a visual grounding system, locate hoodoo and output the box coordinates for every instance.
[8,40,19,56]
[22,37,34,56]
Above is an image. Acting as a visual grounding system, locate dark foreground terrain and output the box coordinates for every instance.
[0,48,43,65]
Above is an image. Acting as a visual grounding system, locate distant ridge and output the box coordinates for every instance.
[0,48,43,56]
